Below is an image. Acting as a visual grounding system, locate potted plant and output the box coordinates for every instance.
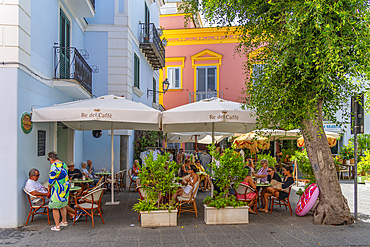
[203,145,250,225]
[339,142,354,165]
[357,150,370,183]
[291,149,316,185]
[132,152,178,227]
[365,178,370,188]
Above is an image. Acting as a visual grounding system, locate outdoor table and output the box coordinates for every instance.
[197,171,207,176]
[70,186,82,191]
[95,172,111,183]
[256,183,271,187]
[72,179,94,183]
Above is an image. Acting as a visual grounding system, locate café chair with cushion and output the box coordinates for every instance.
[127,168,137,191]
[118,170,126,191]
[234,183,258,214]
[73,188,105,228]
[270,184,293,215]
[23,188,50,226]
[177,181,200,218]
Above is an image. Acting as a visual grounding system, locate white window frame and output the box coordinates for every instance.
[196,66,217,92]
[167,67,182,89]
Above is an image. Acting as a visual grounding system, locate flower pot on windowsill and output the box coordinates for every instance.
[345,160,351,165]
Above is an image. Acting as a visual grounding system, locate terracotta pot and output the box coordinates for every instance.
[339,159,344,164]
[350,159,355,164]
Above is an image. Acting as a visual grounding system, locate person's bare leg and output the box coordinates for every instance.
[262,193,272,211]
[60,207,67,223]
[52,209,60,227]
[66,205,75,218]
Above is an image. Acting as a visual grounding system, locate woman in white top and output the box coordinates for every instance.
[172,165,199,203]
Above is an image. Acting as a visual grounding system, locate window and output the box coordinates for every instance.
[134,53,140,88]
[196,66,217,101]
[60,9,70,79]
[152,77,156,103]
[167,67,181,89]
[145,3,150,24]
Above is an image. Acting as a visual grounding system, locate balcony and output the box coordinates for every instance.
[189,91,224,103]
[53,47,93,99]
[63,0,95,18]
[139,23,165,70]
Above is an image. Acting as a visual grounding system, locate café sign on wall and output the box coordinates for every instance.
[21,112,33,134]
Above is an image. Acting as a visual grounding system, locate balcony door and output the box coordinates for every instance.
[60,9,70,79]
[196,66,217,101]
[144,3,150,42]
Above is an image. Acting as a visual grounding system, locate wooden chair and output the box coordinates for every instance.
[338,166,350,180]
[106,172,122,193]
[118,170,126,191]
[73,188,105,228]
[270,184,293,215]
[234,183,258,214]
[23,188,50,226]
[177,181,200,218]
[127,168,137,191]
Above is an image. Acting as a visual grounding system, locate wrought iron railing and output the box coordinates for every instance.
[189,91,224,103]
[89,0,95,10]
[53,47,92,95]
[139,23,165,69]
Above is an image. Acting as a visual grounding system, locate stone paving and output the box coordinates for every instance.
[1,181,370,247]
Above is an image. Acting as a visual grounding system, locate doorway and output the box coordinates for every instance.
[57,123,74,164]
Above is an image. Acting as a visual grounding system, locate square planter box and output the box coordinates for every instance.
[204,205,249,225]
[365,180,370,189]
[357,176,367,184]
[140,209,177,228]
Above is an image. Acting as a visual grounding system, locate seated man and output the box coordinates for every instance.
[87,160,95,176]
[67,162,82,180]
[25,168,81,221]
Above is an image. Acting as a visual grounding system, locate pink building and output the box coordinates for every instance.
[159,13,255,110]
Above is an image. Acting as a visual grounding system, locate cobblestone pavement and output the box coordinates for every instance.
[1,181,370,247]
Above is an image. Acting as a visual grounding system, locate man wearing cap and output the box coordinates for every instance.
[67,162,82,180]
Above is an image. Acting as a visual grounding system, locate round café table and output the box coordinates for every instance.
[69,186,82,205]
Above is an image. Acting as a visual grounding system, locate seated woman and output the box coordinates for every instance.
[194,159,210,190]
[237,167,257,214]
[179,158,191,178]
[131,160,140,181]
[259,165,294,213]
[172,165,199,203]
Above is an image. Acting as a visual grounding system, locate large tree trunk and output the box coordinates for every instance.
[301,99,354,225]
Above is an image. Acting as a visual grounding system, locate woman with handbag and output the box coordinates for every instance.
[259,165,294,213]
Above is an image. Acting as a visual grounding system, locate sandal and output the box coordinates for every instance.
[50,226,61,231]
[259,208,268,213]
[249,209,256,214]
[59,222,68,227]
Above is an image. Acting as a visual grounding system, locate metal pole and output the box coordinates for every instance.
[212,122,215,145]
[354,94,358,220]
[106,122,120,205]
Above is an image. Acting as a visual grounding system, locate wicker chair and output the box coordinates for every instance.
[73,188,105,227]
[177,181,200,218]
[127,168,137,191]
[23,188,50,226]
[234,183,258,214]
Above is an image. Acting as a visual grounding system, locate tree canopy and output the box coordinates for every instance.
[183,0,370,130]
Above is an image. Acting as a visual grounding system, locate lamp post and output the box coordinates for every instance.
[147,78,170,98]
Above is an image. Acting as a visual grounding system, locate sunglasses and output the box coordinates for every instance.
[267,170,272,172]
[34,174,40,177]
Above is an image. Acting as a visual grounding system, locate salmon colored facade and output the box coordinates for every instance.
[159,14,253,110]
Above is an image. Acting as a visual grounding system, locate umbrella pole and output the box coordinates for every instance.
[212,123,215,145]
[106,122,120,205]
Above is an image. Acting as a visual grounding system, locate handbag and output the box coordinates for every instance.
[270,179,282,190]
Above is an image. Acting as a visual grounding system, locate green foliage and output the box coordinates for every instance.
[182,0,370,132]
[358,150,370,176]
[339,142,355,160]
[208,145,248,197]
[133,131,165,161]
[350,134,370,156]
[132,152,177,212]
[203,192,246,209]
[296,188,304,196]
[257,154,276,169]
[291,149,316,184]
[281,149,296,162]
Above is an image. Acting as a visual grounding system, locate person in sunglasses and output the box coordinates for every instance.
[25,168,50,205]
[267,167,282,183]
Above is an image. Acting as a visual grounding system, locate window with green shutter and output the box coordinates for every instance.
[60,9,70,79]
[152,77,156,103]
[134,53,140,88]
